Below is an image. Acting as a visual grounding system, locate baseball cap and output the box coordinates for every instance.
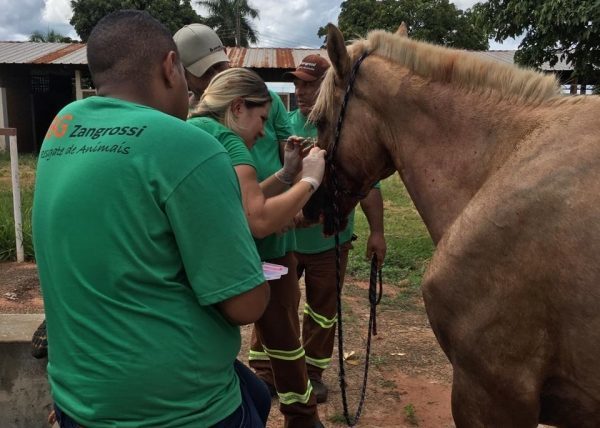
[283,54,330,82]
[173,24,230,78]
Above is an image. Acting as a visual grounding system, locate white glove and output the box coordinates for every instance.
[300,146,326,190]
[275,137,302,185]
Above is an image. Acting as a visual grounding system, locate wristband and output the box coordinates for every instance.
[300,177,320,191]
[275,169,293,185]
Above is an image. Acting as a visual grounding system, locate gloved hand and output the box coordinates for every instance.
[300,146,326,190]
[275,137,303,184]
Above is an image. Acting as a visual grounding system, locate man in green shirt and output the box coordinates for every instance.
[285,55,387,403]
[33,10,270,428]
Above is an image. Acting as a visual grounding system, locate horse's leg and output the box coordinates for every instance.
[451,365,540,428]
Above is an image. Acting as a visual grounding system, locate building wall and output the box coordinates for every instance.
[1,65,35,153]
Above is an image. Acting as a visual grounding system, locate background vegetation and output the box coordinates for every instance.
[0,153,36,261]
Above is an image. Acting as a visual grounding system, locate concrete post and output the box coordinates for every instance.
[1,128,24,262]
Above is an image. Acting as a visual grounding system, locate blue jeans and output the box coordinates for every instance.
[54,360,271,428]
[212,360,271,427]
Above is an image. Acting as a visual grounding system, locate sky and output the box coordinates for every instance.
[0,0,521,50]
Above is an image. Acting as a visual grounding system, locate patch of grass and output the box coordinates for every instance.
[0,153,36,261]
[404,403,418,425]
[380,379,397,389]
[370,354,388,367]
[327,412,348,424]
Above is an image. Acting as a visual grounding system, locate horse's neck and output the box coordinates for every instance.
[381,80,542,243]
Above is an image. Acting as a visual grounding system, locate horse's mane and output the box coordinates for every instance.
[311,29,564,124]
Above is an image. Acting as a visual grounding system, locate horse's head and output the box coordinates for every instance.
[303,24,395,235]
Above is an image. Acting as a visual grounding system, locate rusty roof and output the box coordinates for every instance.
[0,42,86,64]
[0,41,571,71]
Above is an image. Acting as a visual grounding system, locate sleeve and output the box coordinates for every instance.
[269,91,293,141]
[165,151,265,305]
[220,130,257,169]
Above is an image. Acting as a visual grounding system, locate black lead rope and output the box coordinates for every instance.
[328,49,378,426]
[334,234,383,427]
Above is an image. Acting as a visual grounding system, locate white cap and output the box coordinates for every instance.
[173,24,230,78]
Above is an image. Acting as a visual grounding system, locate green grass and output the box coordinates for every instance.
[0,153,36,261]
[404,403,419,425]
[327,413,348,424]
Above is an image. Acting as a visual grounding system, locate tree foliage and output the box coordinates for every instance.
[29,30,74,43]
[476,0,600,83]
[70,0,203,41]
[319,0,489,50]
[197,0,259,47]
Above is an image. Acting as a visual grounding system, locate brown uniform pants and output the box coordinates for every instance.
[295,242,351,381]
[249,252,319,428]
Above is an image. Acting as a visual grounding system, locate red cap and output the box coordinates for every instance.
[284,54,330,82]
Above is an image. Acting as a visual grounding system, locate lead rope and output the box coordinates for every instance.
[334,230,383,426]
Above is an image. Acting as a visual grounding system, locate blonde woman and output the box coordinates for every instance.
[188,67,326,428]
[188,68,325,237]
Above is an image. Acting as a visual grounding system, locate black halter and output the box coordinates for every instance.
[326,51,371,202]
[327,50,370,164]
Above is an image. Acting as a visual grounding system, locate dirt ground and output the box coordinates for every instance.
[0,261,454,427]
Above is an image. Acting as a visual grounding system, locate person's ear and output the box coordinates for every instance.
[230,97,244,117]
[162,51,181,88]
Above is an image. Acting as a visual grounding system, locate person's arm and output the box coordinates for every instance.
[217,282,270,325]
[359,188,387,268]
[235,146,326,238]
[167,147,269,325]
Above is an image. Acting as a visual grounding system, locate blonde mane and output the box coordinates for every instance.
[311,29,563,124]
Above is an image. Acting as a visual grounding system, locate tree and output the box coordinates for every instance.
[318,0,489,50]
[29,29,74,43]
[70,0,203,41]
[475,0,600,85]
[197,0,259,47]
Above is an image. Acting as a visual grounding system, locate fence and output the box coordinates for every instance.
[0,128,24,262]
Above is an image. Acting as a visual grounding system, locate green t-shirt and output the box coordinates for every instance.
[288,109,355,253]
[187,116,256,168]
[33,96,264,427]
[250,91,296,260]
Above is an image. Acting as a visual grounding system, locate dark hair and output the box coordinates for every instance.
[87,10,178,89]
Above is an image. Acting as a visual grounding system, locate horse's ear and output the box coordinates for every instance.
[396,22,409,38]
[326,23,351,80]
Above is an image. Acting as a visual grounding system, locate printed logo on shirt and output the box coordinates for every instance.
[45,114,148,141]
[41,113,149,161]
[45,114,73,139]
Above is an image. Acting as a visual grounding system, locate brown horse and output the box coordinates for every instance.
[304,24,600,427]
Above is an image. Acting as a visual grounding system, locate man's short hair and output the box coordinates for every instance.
[173,24,230,78]
[283,54,330,82]
[87,10,177,88]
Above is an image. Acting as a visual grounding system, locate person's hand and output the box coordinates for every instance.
[300,146,326,190]
[277,218,296,235]
[293,211,319,228]
[366,231,386,269]
[277,136,303,184]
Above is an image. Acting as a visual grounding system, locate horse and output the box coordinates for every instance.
[304,23,600,427]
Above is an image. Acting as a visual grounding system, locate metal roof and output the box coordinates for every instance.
[0,42,86,64]
[474,50,515,65]
[0,41,570,71]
